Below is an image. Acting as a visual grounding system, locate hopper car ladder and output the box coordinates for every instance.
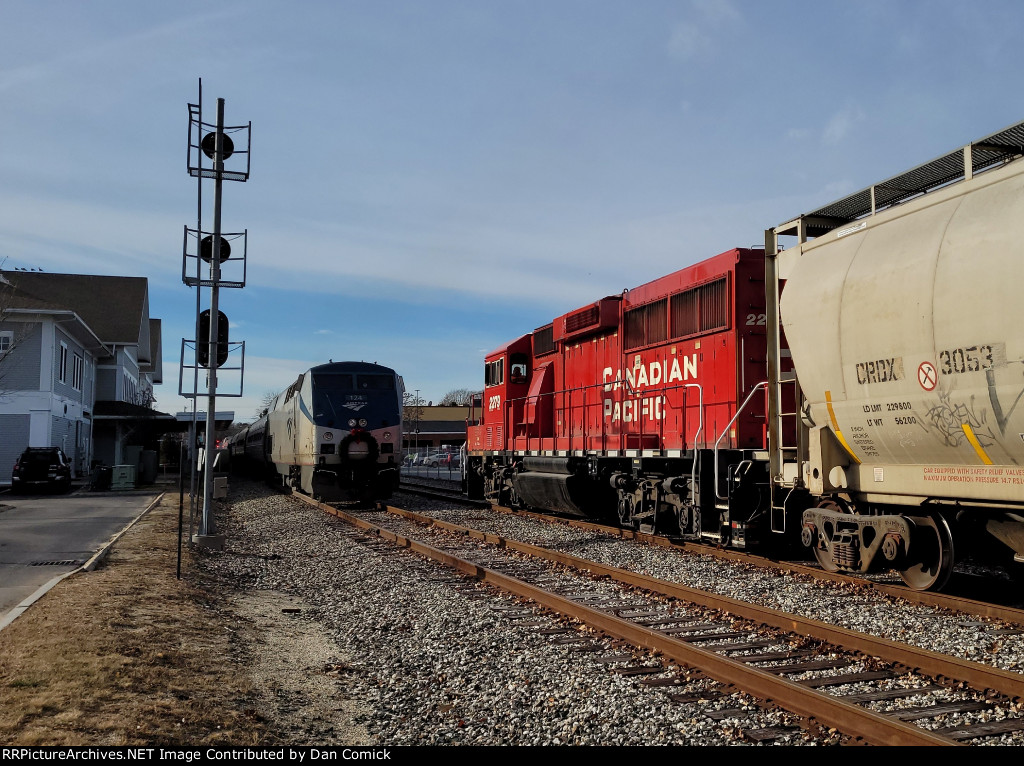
[765,228,804,535]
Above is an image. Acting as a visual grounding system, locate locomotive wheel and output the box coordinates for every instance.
[899,514,955,591]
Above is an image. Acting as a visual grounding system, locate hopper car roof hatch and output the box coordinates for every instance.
[776,118,1024,239]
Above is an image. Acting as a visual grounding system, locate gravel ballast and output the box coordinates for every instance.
[200,480,1024,745]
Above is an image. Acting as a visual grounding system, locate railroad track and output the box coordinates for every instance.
[393,484,1024,624]
[493,506,1024,625]
[397,479,476,502]
[299,491,1024,745]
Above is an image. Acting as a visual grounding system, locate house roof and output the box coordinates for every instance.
[1,270,150,347]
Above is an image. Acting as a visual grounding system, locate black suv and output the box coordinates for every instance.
[11,447,73,493]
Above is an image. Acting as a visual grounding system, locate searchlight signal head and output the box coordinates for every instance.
[201,131,234,161]
[200,235,231,263]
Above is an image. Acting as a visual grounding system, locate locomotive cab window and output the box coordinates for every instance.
[312,372,397,427]
[485,358,504,387]
[357,374,395,390]
[510,353,528,384]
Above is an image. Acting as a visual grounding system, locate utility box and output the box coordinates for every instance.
[111,465,136,490]
[213,475,228,499]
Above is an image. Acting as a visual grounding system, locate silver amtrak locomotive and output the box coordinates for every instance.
[236,361,403,504]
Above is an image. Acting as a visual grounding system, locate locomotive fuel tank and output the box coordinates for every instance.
[780,156,1024,506]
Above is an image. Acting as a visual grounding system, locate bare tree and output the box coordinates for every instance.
[402,390,425,451]
[255,389,278,419]
[0,269,31,397]
[439,388,476,406]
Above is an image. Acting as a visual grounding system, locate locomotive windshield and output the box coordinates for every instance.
[311,372,399,429]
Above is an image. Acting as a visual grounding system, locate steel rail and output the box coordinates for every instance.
[295,493,955,746]
[397,481,487,507]
[497,505,1024,626]
[384,506,1024,701]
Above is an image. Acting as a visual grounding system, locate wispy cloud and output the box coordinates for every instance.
[0,192,183,278]
[822,103,866,145]
[0,8,233,95]
[668,0,742,60]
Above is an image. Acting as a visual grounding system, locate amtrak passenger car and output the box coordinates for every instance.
[254,361,403,503]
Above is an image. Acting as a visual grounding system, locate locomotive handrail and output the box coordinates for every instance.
[503,378,706,454]
[714,382,768,500]
[684,383,704,495]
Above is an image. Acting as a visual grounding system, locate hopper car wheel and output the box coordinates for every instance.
[899,514,955,591]
[813,545,841,573]
[811,499,846,573]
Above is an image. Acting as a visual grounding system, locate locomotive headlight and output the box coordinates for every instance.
[348,418,357,427]
[358,418,367,427]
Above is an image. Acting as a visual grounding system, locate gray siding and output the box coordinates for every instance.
[0,322,42,393]
[0,414,30,484]
[53,329,87,402]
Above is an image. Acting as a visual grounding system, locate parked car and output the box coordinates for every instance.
[11,447,72,493]
[431,452,460,469]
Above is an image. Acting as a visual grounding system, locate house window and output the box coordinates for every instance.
[59,342,68,384]
[72,354,83,391]
[0,331,12,355]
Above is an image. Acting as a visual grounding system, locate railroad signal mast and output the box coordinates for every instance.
[179,80,251,549]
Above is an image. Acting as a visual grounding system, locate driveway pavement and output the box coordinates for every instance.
[0,487,162,625]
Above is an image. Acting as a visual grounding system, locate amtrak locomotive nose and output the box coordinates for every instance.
[229,361,403,506]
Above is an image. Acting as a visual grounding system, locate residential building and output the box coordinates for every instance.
[0,270,172,483]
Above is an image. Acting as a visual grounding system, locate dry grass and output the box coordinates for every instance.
[0,492,271,746]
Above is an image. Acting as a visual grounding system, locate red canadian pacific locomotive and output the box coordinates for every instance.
[466,247,789,549]
[466,119,1024,591]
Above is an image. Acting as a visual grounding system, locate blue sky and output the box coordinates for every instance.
[2,0,1023,421]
